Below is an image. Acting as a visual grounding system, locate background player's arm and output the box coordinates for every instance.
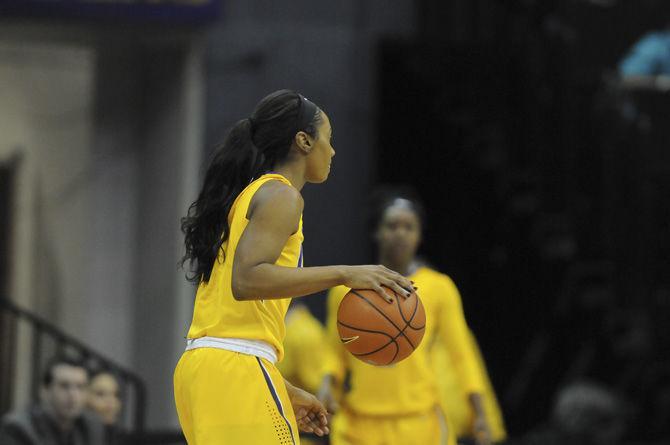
[232,182,415,301]
[316,287,350,412]
[438,277,492,445]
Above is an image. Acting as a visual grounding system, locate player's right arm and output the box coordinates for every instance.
[438,276,491,445]
[232,182,415,301]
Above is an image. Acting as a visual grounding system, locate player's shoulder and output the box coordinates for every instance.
[416,267,460,299]
[256,179,304,210]
[416,266,455,285]
[249,178,304,223]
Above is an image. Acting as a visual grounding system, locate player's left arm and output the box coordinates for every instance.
[438,277,492,445]
[283,379,329,437]
[468,393,492,445]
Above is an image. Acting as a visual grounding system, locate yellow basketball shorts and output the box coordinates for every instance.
[174,348,300,445]
[330,406,455,445]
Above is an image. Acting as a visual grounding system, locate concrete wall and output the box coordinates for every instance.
[0,38,96,407]
[0,24,204,428]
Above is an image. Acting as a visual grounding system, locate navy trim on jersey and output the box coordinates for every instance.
[256,357,296,445]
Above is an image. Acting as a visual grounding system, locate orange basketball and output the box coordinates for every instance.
[336,287,426,366]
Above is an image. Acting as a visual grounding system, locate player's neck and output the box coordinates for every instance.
[272,164,305,191]
[379,256,414,277]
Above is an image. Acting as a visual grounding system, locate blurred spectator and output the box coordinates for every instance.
[513,380,625,445]
[618,27,670,93]
[619,29,670,76]
[0,355,106,445]
[86,370,124,444]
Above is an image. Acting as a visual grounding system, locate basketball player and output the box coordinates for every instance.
[174,90,415,445]
[319,188,505,445]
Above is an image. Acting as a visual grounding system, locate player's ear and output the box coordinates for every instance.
[295,131,312,154]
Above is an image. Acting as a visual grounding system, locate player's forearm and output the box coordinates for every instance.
[284,378,298,399]
[233,263,347,300]
[468,392,487,418]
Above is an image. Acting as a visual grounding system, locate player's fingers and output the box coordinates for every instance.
[298,417,314,427]
[383,271,414,294]
[373,284,394,303]
[384,280,411,299]
[475,430,491,445]
[318,411,328,423]
[301,418,323,436]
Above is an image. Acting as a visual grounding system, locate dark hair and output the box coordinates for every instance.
[43,355,89,387]
[368,186,426,232]
[181,90,322,283]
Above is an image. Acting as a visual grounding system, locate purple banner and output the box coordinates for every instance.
[0,0,221,24]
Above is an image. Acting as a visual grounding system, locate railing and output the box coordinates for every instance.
[0,297,146,434]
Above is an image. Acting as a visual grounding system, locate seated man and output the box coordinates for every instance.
[0,355,105,445]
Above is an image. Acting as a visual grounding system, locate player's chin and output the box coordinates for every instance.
[309,169,331,184]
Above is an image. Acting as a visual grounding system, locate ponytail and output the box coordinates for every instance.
[180,90,322,283]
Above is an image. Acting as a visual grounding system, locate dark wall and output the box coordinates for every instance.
[378,0,670,438]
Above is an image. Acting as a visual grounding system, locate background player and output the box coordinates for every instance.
[278,302,333,445]
[174,90,415,444]
[319,187,505,445]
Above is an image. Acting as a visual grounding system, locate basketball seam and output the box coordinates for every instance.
[351,328,406,365]
[338,320,398,357]
[350,289,417,349]
[338,320,401,365]
[393,288,425,330]
[337,320,394,340]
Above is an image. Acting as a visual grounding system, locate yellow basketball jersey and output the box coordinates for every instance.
[186,173,304,362]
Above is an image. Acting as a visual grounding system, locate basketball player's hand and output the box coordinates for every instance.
[341,265,416,302]
[473,413,492,445]
[285,381,329,436]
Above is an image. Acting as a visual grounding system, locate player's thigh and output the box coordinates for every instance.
[173,348,298,445]
[174,354,195,443]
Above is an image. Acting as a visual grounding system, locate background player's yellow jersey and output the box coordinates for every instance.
[324,266,485,416]
[186,173,303,362]
[277,304,333,393]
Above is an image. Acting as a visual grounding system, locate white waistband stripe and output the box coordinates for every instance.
[185,337,278,365]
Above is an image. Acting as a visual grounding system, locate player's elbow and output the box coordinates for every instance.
[231,274,252,301]
[232,265,265,300]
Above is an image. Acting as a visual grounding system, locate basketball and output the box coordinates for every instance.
[336,287,426,366]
